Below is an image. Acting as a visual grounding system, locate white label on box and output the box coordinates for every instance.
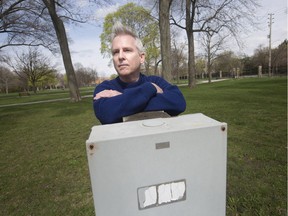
[138,179,186,210]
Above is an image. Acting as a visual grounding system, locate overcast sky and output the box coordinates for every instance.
[1,0,287,77]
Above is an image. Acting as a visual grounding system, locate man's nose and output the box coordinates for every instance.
[118,50,125,60]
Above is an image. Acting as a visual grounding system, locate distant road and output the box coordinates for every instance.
[199,79,228,83]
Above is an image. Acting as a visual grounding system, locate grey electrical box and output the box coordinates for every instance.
[86,113,227,216]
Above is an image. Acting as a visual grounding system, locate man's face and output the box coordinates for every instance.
[112,34,145,83]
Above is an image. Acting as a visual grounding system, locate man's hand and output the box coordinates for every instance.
[94,90,122,100]
[151,83,163,94]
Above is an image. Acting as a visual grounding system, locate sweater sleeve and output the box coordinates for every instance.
[93,82,157,124]
[143,77,186,116]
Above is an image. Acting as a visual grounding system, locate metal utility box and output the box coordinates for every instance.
[86,113,227,216]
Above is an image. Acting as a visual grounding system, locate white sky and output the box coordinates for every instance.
[1,0,287,77]
[238,0,287,54]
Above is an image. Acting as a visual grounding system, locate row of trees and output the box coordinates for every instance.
[163,39,287,83]
[99,3,287,83]
[0,48,97,94]
[194,40,287,80]
[1,0,286,99]
[2,36,285,94]
[0,0,106,100]
[156,0,259,87]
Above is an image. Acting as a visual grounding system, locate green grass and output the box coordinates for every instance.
[0,77,287,215]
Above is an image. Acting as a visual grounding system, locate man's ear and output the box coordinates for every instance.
[140,53,145,64]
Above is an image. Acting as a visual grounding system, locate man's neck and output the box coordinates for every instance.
[119,73,140,83]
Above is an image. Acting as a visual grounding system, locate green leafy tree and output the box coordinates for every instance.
[0,66,18,94]
[110,74,118,80]
[38,71,58,89]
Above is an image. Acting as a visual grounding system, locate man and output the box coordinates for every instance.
[93,22,186,124]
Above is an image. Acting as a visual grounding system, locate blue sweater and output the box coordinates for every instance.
[93,73,186,124]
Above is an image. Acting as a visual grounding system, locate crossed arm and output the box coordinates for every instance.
[93,80,185,124]
[94,83,163,100]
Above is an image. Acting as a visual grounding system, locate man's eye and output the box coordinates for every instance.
[112,50,119,55]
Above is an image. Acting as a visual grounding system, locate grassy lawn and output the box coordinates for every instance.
[0,77,286,215]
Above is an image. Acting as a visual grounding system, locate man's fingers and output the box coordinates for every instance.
[151,83,163,94]
[94,90,122,100]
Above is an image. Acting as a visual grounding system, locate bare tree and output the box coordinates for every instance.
[74,63,98,87]
[170,0,259,88]
[214,51,241,78]
[271,40,287,75]
[1,0,81,100]
[1,0,110,101]
[55,72,66,89]
[195,57,206,78]
[200,27,229,83]
[42,0,81,101]
[0,65,16,94]
[252,45,269,73]
[7,48,56,93]
[0,0,56,50]
[171,38,187,83]
[246,40,288,76]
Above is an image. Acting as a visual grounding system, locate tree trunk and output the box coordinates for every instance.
[186,0,196,88]
[42,0,81,102]
[159,0,173,82]
[207,36,212,83]
[32,83,37,93]
[187,33,197,88]
[5,79,8,94]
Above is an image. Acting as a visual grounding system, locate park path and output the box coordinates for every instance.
[0,95,92,108]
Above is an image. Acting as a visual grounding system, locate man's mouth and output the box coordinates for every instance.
[119,64,128,68]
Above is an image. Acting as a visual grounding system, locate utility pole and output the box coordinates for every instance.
[268,13,274,77]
